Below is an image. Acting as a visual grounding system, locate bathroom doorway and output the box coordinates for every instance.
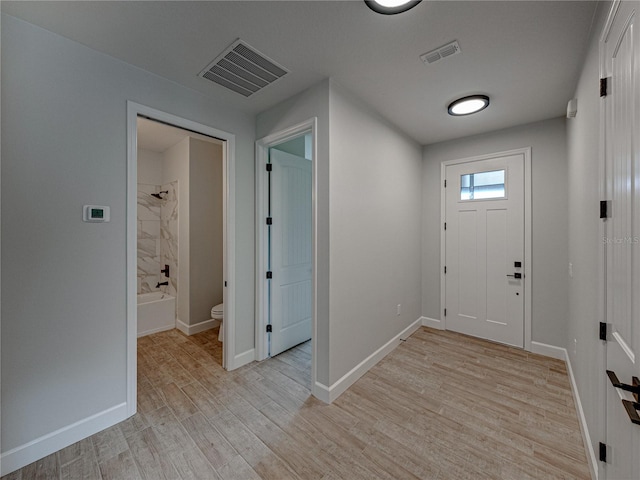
[255,119,317,392]
[126,102,236,413]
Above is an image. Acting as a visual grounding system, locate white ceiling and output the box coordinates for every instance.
[2,1,599,145]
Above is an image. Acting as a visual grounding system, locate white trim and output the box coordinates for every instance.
[255,118,318,395]
[440,147,532,350]
[599,0,622,45]
[126,103,139,417]
[421,316,445,330]
[523,148,532,351]
[565,349,599,480]
[127,102,237,390]
[0,403,128,476]
[137,325,175,338]
[313,381,332,404]
[530,341,567,361]
[176,318,220,336]
[598,11,610,480]
[254,141,270,362]
[233,348,256,369]
[319,318,423,403]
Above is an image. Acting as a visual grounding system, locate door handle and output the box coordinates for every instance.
[506,273,522,279]
[622,400,640,425]
[606,370,640,396]
[607,370,640,425]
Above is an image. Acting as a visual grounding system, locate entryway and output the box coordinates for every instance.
[255,118,317,390]
[127,102,237,413]
[441,148,532,348]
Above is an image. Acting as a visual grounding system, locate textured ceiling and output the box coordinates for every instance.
[2,1,599,144]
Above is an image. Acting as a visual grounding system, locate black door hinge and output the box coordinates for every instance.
[266,271,273,279]
[600,322,608,341]
[266,324,272,333]
[224,281,227,287]
[444,179,447,188]
[599,442,607,462]
[444,266,447,274]
[444,308,447,317]
[600,200,610,219]
[600,77,610,97]
[444,222,447,230]
[266,217,273,225]
[266,163,273,171]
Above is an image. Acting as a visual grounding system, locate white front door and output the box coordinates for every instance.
[602,2,640,478]
[269,148,312,357]
[444,153,525,347]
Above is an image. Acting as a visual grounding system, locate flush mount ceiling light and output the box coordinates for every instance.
[365,0,421,15]
[447,95,490,116]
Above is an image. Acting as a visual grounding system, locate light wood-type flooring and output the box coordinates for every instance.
[2,327,591,479]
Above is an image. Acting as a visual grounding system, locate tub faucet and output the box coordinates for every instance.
[156,281,169,288]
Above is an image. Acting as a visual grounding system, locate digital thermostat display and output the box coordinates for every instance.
[83,205,110,223]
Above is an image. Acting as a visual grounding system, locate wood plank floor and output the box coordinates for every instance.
[2,327,591,480]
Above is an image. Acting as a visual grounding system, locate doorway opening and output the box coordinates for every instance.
[126,102,236,414]
[255,118,317,395]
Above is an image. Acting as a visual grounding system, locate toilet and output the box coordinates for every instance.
[211,303,224,342]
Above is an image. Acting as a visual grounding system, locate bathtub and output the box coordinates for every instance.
[137,291,176,337]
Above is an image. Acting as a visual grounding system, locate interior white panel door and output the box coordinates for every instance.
[269,149,312,357]
[445,154,525,347]
[602,2,640,478]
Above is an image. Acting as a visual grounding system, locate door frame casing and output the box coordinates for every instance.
[598,4,618,480]
[440,147,532,350]
[599,2,636,479]
[255,117,318,394]
[126,101,237,414]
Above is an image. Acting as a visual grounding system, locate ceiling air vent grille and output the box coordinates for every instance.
[420,40,461,65]
[199,39,288,97]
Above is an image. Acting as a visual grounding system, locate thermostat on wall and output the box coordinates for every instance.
[83,205,110,223]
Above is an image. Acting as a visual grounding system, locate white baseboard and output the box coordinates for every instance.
[312,381,331,404]
[232,348,255,370]
[564,351,599,480]
[421,316,444,330]
[530,341,566,360]
[137,324,174,338]
[0,403,129,476]
[176,318,220,336]
[318,318,423,404]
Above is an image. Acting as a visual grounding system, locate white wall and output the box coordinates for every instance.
[422,117,569,346]
[566,1,609,469]
[328,82,422,385]
[256,79,332,386]
[163,138,190,325]
[1,13,255,470]
[189,138,224,325]
[137,148,163,185]
[256,79,423,389]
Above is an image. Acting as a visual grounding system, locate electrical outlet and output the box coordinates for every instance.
[396,304,401,316]
[568,262,573,278]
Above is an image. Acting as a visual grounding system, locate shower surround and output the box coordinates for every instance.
[137,181,178,299]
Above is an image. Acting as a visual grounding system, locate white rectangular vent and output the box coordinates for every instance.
[199,39,289,97]
[420,40,461,65]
